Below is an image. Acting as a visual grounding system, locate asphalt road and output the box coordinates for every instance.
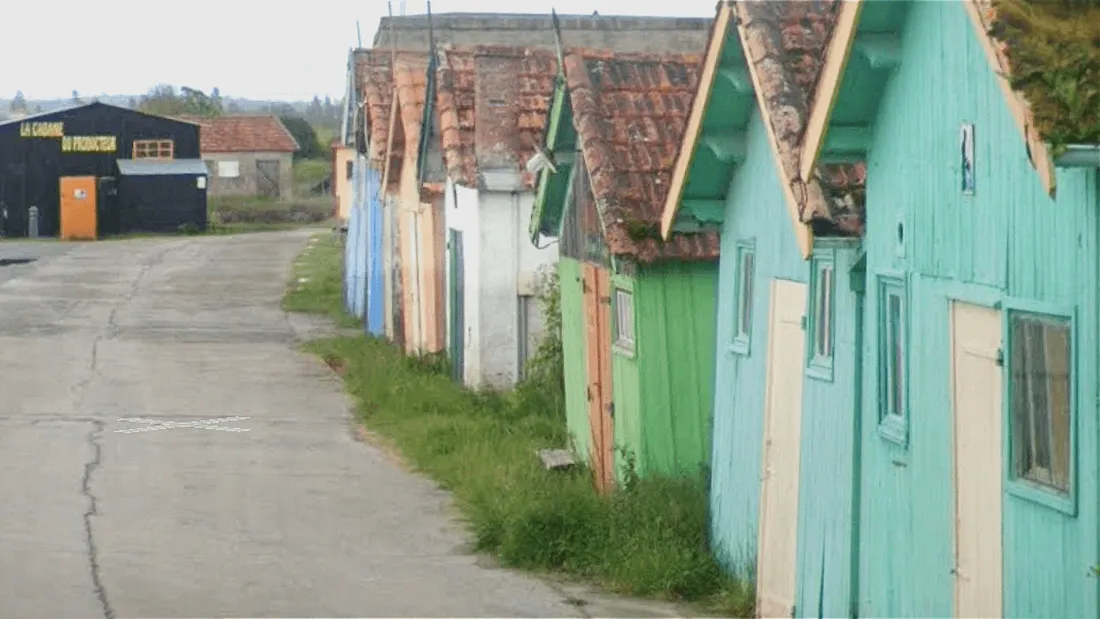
[0,231,628,618]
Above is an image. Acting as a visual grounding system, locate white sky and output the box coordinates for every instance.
[0,0,715,103]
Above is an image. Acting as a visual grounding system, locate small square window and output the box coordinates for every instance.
[217,160,240,178]
[132,138,174,160]
[613,288,635,355]
[1009,312,1072,496]
[807,252,835,381]
[731,241,755,355]
[877,275,908,445]
[346,160,354,180]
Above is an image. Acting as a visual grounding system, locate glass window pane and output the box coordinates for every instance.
[889,293,902,416]
[815,267,833,358]
[1011,313,1072,494]
[740,252,754,335]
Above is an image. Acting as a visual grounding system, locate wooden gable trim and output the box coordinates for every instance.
[963,1,1056,197]
[734,2,813,258]
[800,0,864,183]
[659,2,734,240]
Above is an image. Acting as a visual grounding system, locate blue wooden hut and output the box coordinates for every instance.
[801,0,1100,617]
[342,49,387,336]
[659,3,868,617]
[344,163,385,334]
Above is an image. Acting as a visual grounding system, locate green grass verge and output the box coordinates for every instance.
[282,234,361,330]
[284,234,755,617]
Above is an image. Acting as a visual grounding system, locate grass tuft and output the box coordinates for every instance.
[282,234,361,329]
[285,234,755,617]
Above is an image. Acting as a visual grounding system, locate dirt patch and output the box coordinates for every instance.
[323,354,348,376]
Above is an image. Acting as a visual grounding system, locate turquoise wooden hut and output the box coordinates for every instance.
[529,48,719,492]
[801,0,1100,617]
[660,2,870,617]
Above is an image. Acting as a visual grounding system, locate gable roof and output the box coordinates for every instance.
[391,55,430,188]
[0,101,202,128]
[564,50,718,263]
[359,50,394,169]
[806,0,1099,199]
[660,0,863,257]
[435,45,558,190]
[180,115,299,153]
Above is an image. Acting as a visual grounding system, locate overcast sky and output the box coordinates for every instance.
[0,0,715,103]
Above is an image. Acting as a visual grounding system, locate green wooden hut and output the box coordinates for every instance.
[659,3,870,616]
[530,48,719,491]
[802,1,1100,617]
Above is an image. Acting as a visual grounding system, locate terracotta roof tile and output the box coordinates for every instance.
[356,50,398,170]
[738,0,864,235]
[394,55,429,160]
[565,49,716,262]
[179,115,299,153]
[436,45,558,189]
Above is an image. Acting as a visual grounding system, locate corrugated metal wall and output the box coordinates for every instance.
[857,3,1099,617]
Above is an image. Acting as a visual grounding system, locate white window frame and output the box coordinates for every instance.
[613,287,635,356]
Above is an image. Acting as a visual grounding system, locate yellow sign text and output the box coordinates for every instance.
[61,135,117,153]
[20,121,64,138]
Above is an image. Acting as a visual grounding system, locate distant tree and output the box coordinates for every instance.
[308,95,323,118]
[71,90,82,104]
[10,91,27,114]
[179,86,223,116]
[127,96,137,109]
[279,115,325,160]
[226,100,241,114]
[33,104,43,113]
[137,84,223,117]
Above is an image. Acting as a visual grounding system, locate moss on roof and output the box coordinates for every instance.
[991,0,1100,151]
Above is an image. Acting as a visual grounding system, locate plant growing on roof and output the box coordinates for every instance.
[990,0,1100,154]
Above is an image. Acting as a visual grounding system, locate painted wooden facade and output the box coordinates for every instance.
[798,1,1100,617]
[660,3,868,617]
[531,49,720,491]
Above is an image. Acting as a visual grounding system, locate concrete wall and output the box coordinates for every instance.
[374,13,711,54]
[445,175,558,390]
[204,151,294,199]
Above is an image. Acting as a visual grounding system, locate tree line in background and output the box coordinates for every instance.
[4,85,342,161]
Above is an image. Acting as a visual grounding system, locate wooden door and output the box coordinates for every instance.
[950,301,1003,618]
[582,263,615,493]
[59,176,97,241]
[256,159,281,198]
[757,279,807,618]
[448,230,465,383]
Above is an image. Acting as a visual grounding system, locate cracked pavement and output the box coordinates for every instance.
[0,230,697,619]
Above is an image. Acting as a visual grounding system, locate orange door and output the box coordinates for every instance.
[582,263,615,493]
[59,176,98,241]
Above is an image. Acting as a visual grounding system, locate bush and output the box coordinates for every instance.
[209,196,333,226]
